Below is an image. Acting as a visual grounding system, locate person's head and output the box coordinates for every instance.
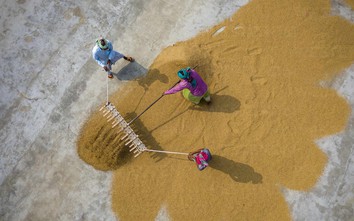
[96,36,109,50]
[177,67,191,80]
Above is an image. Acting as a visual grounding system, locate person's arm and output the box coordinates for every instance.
[188,149,203,161]
[107,40,113,51]
[92,48,106,67]
[106,41,116,61]
[188,153,195,161]
[164,81,190,95]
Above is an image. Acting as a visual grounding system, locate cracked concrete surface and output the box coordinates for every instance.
[0,0,353,220]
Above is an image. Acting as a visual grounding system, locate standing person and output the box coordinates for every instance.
[188,148,212,171]
[163,67,211,104]
[92,36,134,78]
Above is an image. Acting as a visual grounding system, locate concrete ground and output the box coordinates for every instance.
[0,0,353,220]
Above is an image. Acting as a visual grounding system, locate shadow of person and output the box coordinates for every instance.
[190,94,241,113]
[115,61,148,81]
[209,155,263,184]
[136,68,169,91]
[187,86,241,113]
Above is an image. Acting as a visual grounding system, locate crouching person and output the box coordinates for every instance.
[188,148,212,171]
[164,67,211,104]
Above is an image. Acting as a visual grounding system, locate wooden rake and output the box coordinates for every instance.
[100,102,147,158]
[99,65,198,157]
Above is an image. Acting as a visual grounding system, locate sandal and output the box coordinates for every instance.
[124,56,134,62]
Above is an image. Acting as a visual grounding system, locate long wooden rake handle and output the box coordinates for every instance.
[128,64,198,125]
[128,94,164,125]
[144,149,189,155]
[128,80,180,125]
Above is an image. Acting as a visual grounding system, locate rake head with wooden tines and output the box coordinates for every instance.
[99,102,146,158]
